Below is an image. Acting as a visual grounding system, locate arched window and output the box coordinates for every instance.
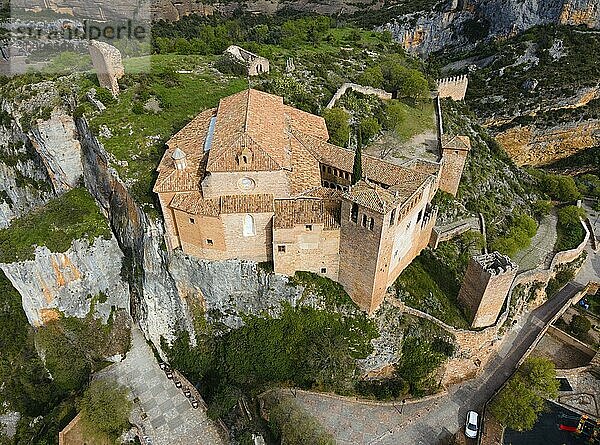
[369,217,374,231]
[350,203,358,223]
[243,214,255,237]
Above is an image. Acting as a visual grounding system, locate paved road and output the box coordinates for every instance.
[295,279,591,444]
[98,328,226,445]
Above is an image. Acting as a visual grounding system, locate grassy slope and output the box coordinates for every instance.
[0,187,111,262]
[88,55,248,210]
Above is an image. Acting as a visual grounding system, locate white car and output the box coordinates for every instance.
[465,411,479,439]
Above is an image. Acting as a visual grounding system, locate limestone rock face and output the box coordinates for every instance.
[0,236,130,326]
[0,90,84,227]
[383,0,600,55]
[168,252,304,329]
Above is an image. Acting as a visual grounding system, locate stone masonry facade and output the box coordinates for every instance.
[88,40,124,97]
[153,89,444,312]
[439,134,470,196]
[224,45,269,76]
[458,252,518,328]
[437,75,468,101]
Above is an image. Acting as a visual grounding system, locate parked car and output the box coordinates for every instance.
[174,379,182,388]
[159,362,167,370]
[465,411,479,439]
[190,399,199,409]
[183,388,192,398]
[165,370,173,379]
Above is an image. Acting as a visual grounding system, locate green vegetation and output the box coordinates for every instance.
[352,144,363,184]
[359,54,430,101]
[265,394,335,445]
[395,243,477,329]
[555,205,586,251]
[396,336,451,396]
[163,273,377,423]
[491,357,559,432]
[545,252,587,298]
[0,187,111,262]
[35,312,131,394]
[569,314,592,339]
[78,379,132,442]
[527,170,581,203]
[323,107,350,147]
[88,57,248,209]
[489,213,537,258]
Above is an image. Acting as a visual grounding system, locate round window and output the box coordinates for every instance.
[238,177,256,191]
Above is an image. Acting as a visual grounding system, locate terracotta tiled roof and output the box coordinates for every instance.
[283,105,329,140]
[220,194,274,214]
[274,197,341,229]
[299,187,345,200]
[170,192,219,216]
[207,89,289,171]
[154,108,215,193]
[344,180,400,213]
[170,192,274,216]
[292,130,431,195]
[441,134,471,151]
[401,158,441,176]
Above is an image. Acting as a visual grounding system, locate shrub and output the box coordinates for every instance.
[570,314,592,338]
[489,213,537,257]
[79,380,131,441]
[555,205,586,251]
[322,107,350,147]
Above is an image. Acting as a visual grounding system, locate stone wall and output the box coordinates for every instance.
[437,75,468,101]
[273,223,341,281]
[326,83,393,109]
[458,252,518,328]
[547,325,597,359]
[88,41,125,97]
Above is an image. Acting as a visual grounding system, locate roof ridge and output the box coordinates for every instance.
[243,89,250,133]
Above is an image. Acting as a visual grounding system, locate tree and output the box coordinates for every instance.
[322,108,350,147]
[352,139,363,185]
[79,379,132,441]
[359,117,381,144]
[396,337,446,396]
[542,174,581,202]
[491,357,559,431]
[570,314,591,338]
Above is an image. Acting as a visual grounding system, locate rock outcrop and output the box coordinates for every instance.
[383,0,600,55]
[0,236,129,326]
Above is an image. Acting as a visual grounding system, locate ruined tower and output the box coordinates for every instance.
[88,40,125,97]
[458,252,518,328]
[439,134,470,196]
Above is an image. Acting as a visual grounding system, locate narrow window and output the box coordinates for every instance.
[242,155,248,164]
[417,210,423,223]
[350,203,358,223]
[369,217,374,231]
[362,214,367,227]
[320,267,327,274]
[305,224,313,231]
[206,239,213,246]
[278,245,286,253]
[390,209,396,226]
[243,214,255,237]
[189,217,195,224]
[327,166,332,174]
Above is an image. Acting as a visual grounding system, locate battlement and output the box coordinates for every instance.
[473,251,518,276]
[459,251,519,328]
[437,74,468,101]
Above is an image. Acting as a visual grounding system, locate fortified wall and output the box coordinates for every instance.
[437,75,468,101]
[326,83,393,109]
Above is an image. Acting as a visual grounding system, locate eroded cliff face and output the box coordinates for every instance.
[383,0,599,55]
[168,251,304,328]
[0,236,129,326]
[495,119,600,166]
[0,80,84,227]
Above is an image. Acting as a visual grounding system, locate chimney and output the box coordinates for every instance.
[172,147,187,170]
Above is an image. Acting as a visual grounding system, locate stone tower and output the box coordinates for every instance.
[88,40,124,97]
[458,252,518,328]
[439,134,470,196]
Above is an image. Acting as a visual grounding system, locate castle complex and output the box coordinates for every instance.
[153,89,468,311]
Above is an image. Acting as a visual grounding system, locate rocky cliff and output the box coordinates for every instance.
[383,0,599,55]
[0,236,130,326]
[0,78,84,227]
